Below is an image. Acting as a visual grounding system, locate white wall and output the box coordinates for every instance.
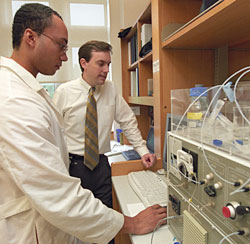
[109,0,150,93]
[0,0,12,58]
[122,0,150,28]
[0,0,149,93]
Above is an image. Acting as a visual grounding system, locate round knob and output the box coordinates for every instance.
[214,182,223,190]
[222,205,236,218]
[236,206,250,215]
[206,173,214,181]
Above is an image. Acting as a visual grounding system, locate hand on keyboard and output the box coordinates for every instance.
[124,204,167,235]
[128,170,168,207]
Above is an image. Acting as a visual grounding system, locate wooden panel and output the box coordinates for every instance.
[161,48,215,109]
[159,0,201,34]
[154,48,215,156]
[151,0,201,158]
[229,49,250,80]
[138,62,153,96]
[152,70,164,157]
[111,158,162,176]
[134,105,151,139]
[137,22,142,56]
[121,38,130,103]
[151,0,164,157]
[112,189,132,244]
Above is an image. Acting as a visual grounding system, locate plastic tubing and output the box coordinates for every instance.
[174,66,250,186]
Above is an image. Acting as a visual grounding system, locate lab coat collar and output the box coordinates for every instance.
[0,56,43,92]
[0,56,64,128]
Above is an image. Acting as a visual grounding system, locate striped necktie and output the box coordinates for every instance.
[84,87,99,170]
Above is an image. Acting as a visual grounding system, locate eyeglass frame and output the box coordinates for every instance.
[40,33,68,53]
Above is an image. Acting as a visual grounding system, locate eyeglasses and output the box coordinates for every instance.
[41,33,68,53]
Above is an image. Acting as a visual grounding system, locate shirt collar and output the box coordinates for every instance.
[0,56,43,92]
[79,76,91,94]
[79,75,101,95]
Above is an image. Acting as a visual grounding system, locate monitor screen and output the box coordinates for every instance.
[146,126,154,153]
[162,113,171,171]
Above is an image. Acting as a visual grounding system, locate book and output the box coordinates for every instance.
[130,33,138,64]
[128,41,131,65]
[130,71,137,96]
[135,68,139,96]
[141,24,152,47]
[147,78,153,96]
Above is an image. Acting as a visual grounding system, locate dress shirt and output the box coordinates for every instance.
[0,56,124,244]
[53,76,149,156]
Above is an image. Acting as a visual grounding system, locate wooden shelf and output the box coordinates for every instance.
[128,96,154,106]
[128,51,152,71]
[128,61,139,71]
[162,0,250,49]
[126,25,137,40]
[140,51,152,63]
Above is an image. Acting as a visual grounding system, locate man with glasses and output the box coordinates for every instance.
[0,3,167,244]
[40,32,68,53]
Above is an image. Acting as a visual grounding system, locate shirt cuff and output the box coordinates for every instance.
[135,146,149,157]
[100,210,124,244]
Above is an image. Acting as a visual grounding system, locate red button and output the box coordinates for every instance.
[222,206,231,218]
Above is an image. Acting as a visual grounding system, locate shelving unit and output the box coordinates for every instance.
[120,3,153,140]
[119,0,250,158]
[162,0,250,49]
[114,1,250,243]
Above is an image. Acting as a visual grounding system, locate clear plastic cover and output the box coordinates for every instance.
[170,83,250,160]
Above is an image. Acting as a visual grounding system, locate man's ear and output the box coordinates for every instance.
[23,29,36,47]
[80,58,87,70]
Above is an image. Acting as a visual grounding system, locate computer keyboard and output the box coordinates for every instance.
[127,170,168,207]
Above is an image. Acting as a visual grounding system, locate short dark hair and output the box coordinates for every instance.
[78,40,112,72]
[12,3,62,49]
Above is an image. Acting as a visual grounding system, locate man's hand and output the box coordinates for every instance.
[141,153,157,168]
[121,204,167,235]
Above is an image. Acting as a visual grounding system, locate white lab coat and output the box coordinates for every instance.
[0,57,124,244]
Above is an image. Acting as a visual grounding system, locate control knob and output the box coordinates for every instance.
[236,206,250,216]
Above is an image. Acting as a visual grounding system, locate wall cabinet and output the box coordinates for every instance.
[120,0,250,159]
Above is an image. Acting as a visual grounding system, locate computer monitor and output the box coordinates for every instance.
[162,113,171,171]
[146,125,154,153]
[200,0,219,13]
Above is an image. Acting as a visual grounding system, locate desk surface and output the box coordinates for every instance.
[107,153,126,165]
[112,174,177,244]
[106,140,133,165]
